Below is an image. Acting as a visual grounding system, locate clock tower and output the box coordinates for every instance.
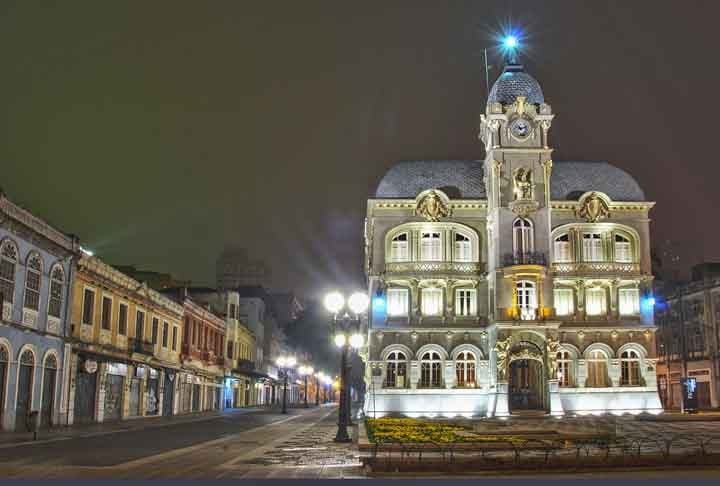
[479,61,561,416]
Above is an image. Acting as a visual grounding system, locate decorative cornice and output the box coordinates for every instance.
[0,194,79,253]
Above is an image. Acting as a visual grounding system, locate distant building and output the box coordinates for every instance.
[216,247,271,289]
[0,192,79,431]
[113,265,191,291]
[655,266,720,409]
[67,256,185,424]
[269,292,304,328]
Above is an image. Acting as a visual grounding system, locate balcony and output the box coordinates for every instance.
[129,338,154,355]
[236,358,255,372]
[503,252,547,267]
[385,261,484,278]
[551,261,641,278]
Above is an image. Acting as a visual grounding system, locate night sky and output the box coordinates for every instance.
[1,1,718,300]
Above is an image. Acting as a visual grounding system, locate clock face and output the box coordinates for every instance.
[511,118,531,139]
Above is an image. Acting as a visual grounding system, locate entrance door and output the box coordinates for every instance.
[15,351,34,431]
[104,374,124,421]
[698,382,712,409]
[162,372,174,416]
[74,367,97,423]
[509,359,545,412]
[129,378,141,416]
[40,366,56,428]
[146,377,159,415]
[192,384,200,411]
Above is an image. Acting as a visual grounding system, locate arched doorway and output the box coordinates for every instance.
[508,341,547,413]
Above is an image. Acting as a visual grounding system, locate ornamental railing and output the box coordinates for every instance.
[551,261,641,276]
[385,261,484,276]
[502,252,547,267]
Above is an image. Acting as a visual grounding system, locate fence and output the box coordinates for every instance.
[361,433,720,473]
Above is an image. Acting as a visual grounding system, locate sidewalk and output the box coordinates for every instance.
[0,406,266,447]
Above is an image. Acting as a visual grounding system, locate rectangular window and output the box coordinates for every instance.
[82,288,95,325]
[48,279,63,318]
[0,259,15,304]
[614,234,632,263]
[421,288,443,316]
[24,270,41,311]
[227,341,233,358]
[229,303,237,319]
[387,288,409,317]
[454,234,472,262]
[152,318,159,345]
[619,288,640,316]
[172,326,178,351]
[101,296,112,330]
[390,233,409,262]
[162,321,169,348]
[583,233,603,262]
[554,288,574,316]
[455,289,476,316]
[585,288,607,316]
[136,310,145,340]
[118,303,128,335]
[554,234,571,262]
[420,232,442,261]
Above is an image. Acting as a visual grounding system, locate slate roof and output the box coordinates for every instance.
[374,160,645,201]
[488,64,545,105]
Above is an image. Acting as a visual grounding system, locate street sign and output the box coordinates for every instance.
[681,377,698,413]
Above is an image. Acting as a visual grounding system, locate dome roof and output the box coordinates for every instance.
[551,161,645,201]
[374,160,645,201]
[488,64,544,105]
[375,160,485,199]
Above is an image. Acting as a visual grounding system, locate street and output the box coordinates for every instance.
[0,405,363,479]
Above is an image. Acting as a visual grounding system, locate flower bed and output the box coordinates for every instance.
[366,418,527,445]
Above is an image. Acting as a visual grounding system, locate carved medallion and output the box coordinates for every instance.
[415,189,450,222]
[576,192,611,222]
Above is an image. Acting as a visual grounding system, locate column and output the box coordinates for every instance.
[158,370,165,417]
[444,361,456,389]
[409,361,420,389]
[609,359,621,387]
[609,279,619,320]
[96,362,107,423]
[575,280,585,320]
[66,352,79,426]
[122,364,133,419]
[59,342,72,425]
[577,359,587,388]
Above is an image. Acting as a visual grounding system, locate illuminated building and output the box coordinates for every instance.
[363,59,662,417]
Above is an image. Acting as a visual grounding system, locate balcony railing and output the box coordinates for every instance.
[551,261,641,276]
[385,261,484,276]
[129,338,154,355]
[503,252,547,267]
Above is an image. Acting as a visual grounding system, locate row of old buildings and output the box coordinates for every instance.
[0,190,316,431]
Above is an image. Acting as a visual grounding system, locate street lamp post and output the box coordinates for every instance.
[298,365,313,408]
[314,372,323,406]
[324,291,368,443]
[276,356,296,414]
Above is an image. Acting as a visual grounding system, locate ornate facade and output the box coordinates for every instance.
[363,62,662,418]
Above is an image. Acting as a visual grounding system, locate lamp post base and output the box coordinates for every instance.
[334,427,352,443]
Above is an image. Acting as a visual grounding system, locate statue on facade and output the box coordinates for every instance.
[495,337,512,381]
[415,189,450,222]
[546,337,560,379]
[576,192,610,222]
[513,168,533,200]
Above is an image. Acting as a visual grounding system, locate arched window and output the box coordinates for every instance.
[48,265,65,319]
[20,349,34,366]
[553,234,571,262]
[455,351,476,387]
[513,218,534,255]
[385,351,407,388]
[620,349,641,386]
[420,351,443,388]
[517,280,537,321]
[0,240,18,305]
[557,351,572,387]
[390,233,409,262]
[454,233,472,262]
[420,232,442,261]
[582,233,603,262]
[45,354,58,369]
[586,350,609,387]
[23,253,43,312]
[614,234,632,263]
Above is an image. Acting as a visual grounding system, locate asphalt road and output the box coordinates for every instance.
[0,407,315,468]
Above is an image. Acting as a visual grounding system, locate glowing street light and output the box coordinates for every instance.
[276,355,296,414]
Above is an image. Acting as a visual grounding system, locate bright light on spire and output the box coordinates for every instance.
[503,35,518,49]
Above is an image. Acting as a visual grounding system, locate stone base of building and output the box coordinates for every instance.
[559,387,663,415]
[363,389,490,418]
